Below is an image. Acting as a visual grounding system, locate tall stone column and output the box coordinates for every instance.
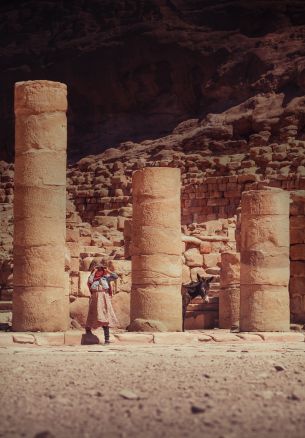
[240,189,290,332]
[130,167,182,331]
[219,251,240,329]
[13,80,69,331]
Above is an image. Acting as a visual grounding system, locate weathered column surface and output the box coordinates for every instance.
[129,167,182,331]
[13,80,69,331]
[240,189,290,332]
[219,251,240,329]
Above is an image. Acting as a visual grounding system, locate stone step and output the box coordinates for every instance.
[0,310,12,324]
[0,330,303,347]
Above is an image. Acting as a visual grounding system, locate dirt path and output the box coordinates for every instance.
[1,342,305,438]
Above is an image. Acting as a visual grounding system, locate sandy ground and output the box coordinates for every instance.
[1,341,305,438]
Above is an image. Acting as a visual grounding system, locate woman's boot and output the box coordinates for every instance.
[103,326,110,344]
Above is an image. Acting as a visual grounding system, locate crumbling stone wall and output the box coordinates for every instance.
[1,138,305,328]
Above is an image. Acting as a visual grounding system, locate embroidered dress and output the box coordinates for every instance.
[86,272,119,329]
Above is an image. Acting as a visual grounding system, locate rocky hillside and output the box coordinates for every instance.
[1,0,305,161]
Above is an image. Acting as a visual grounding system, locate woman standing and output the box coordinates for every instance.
[85,264,119,344]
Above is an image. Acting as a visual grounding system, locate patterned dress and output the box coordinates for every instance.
[85,272,119,329]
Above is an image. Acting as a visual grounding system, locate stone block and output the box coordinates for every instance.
[153,332,198,344]
[79,271,91,297]
[219,287,240,329]
[182,264,191,284]
[184,248,203,267]
[93,216,118,228]
[133,199,180,228]
[241,250,289,286]
[199,243,212,254]
[242,189,289,216]
[130,284,182,331]
[189,267,206,281]
[220,251,240,287]
[114,333,153,343]
[34,333,65,346]
[132,254,182,284]
[241,215,289,251]
[70,274,79,296]
[13,287,69,332]
[255,332,305,342]
[14,151,66,187]
[14,246,65,287]
[13,334,35,344]
[117,216,126,231]
[197,334,213,342]
[69,297,90,327]
[15,80,67,115]
[202,253,221,268]
[66,229,79,242]
[112,292,130,329]
[0,333,14,346]
[64,331,83,346]
[70,257,79,272]
[240,285,290,332]
[131,226,182,256]
[66,242,81,258]
[210,333,241,342]
[79,236,92,246]
[80,257,94,271]
[14,217,65,247]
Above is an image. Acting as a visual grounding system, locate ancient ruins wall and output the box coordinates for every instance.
[1,141,305,328]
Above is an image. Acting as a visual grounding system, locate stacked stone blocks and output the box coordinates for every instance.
[130,168,182,331]
[240,189,290,331]
[12,80,69,331]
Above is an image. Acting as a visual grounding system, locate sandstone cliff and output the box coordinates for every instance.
[1,0,305,160]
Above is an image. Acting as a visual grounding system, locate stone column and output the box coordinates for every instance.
[240,189,290,332]
[129,167,182,331]
[13,80,69,331]
[219,251,240,329]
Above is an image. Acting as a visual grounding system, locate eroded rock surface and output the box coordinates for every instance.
[1,0,305,160]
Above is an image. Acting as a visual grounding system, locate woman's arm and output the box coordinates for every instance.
[104,269,118,282]
[107,272,118,282]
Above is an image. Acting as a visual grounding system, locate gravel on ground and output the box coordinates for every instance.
[1,342,305,438]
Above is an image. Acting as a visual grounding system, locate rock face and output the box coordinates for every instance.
[240,189,290,331]
[1,1,305,161]
[130,167,182,331]
[12,80,69,332]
